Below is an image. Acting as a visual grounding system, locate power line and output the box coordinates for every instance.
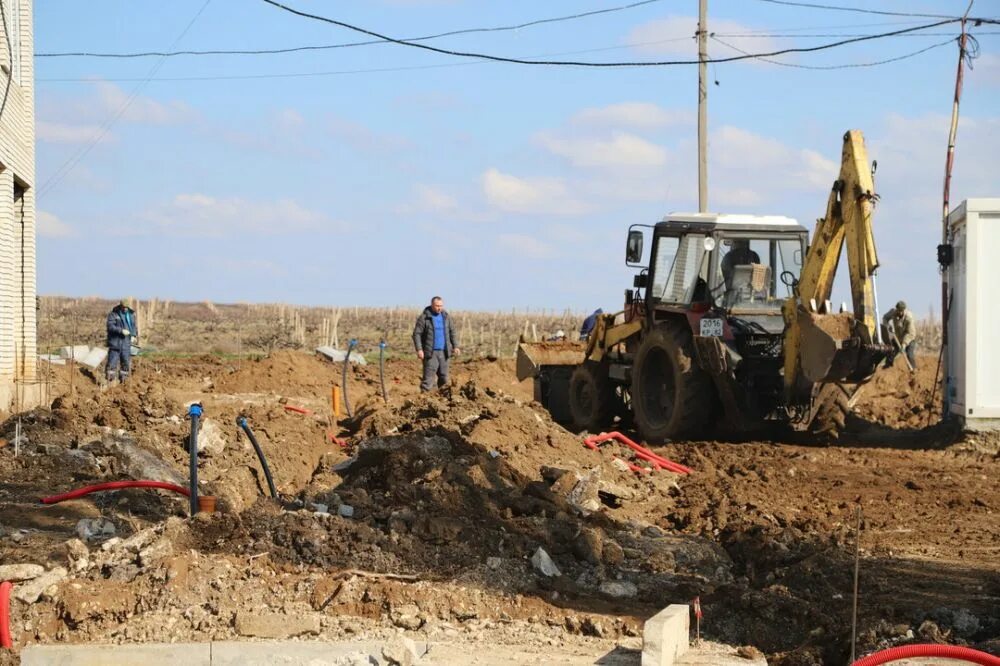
[37,36,700,84]
[751,0,959,19]
[36,0,665,59]
[712,34,957,69]
[258,0,961,67]
[38,0,213,197]
[37,19,965,84]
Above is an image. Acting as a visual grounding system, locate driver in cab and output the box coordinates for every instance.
[721,239,760,289]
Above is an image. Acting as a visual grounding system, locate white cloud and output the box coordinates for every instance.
[136,193,346,237]
[572,102,693,129]
[37,121,114,145]
[93,81,195,125]
[37,210,74,238]
[497,233,555,259]
[627,16,780,58]
[414,184,459,213]
[536,131,667,168]
[712,125,836,193]
[481,169,590,216]
[328,115,412,154]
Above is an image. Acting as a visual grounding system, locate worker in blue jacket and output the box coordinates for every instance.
[106,298,138,383]
[579,308,603,340]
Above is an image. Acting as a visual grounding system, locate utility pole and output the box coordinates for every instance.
[697,0,708,212]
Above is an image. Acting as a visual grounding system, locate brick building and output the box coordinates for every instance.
[0,0,37,412]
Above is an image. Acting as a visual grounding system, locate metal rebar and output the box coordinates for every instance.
[188,403,203,516]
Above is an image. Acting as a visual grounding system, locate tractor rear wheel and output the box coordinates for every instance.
[631,321,713,443]
[568,361,615,433]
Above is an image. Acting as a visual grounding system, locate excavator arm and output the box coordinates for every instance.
[783,130,888,397]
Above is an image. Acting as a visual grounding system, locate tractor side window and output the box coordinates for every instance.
[652,234,706,303]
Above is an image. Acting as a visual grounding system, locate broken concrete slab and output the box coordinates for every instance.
[21,643,211,666]
[39,354,67,365]
[59,345,90,362]
[316,346,368,365]
[81,346,109,370]
[108,436,187,486]
[642,604,689,666]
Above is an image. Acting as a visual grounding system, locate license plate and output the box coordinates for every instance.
[699,318,724,337]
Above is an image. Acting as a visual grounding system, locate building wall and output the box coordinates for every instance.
[0,0,38,413]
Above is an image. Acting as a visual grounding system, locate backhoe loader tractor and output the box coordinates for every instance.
[517,130,890,441]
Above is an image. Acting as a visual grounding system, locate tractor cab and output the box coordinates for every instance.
[628,213,808,328]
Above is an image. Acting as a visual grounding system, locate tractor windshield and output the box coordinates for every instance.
[714,237,803,310]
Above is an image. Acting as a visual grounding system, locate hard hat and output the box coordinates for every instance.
[119,297,130,306]
[895,300,906,311]
[555,330,565,338]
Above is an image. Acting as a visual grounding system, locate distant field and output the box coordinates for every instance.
[37,296,586,360]
[37,296,942,360]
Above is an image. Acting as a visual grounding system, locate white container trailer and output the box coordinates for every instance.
[946,198,1000,430]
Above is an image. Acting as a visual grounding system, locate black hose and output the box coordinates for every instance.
[187,403,202,515]
[342,339,357,419]
[236,416,278,499]
[378,340,388,404]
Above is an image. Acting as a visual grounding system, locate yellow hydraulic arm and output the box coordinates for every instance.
[783,130,881,393]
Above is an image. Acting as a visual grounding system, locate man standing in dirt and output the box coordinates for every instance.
[106,297,138,383]
[882,300,917,371]
[413,296,460,392]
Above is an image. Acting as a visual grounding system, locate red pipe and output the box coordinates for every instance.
[284,405,312,415]
[584,432,693,475]
[0,580,12,649]
[852,644,1000,666]
[40,480,191,505]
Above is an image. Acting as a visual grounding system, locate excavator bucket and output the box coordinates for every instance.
[515,341,586,381]
[797,309,885,384]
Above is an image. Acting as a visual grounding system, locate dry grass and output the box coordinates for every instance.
[38,296,585,360]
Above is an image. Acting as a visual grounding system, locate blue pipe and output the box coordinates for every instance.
[187,403,203,515]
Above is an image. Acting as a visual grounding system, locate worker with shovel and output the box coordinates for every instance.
[106,297,138,383]
[882,300,917,371]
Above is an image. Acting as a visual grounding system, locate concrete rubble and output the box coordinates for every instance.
[316,346,368,365]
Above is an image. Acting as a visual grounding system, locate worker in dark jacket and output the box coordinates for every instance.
[412,296,460,392]
[106,297,138,383]
[579,308,603,340]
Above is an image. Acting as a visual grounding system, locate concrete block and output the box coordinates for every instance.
[39,354,66,365]
[20,643,211,666]
[212,640,429,665]
[60,345,90,362]
[80,347,109,369]
[315,346,368,365]
[642,604,690,666]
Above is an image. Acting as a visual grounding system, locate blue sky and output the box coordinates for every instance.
[34,0,1000,314]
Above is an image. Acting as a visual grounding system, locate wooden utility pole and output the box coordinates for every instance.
[697,0,708,212]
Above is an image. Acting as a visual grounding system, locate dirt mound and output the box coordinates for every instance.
[852,354,942,430]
